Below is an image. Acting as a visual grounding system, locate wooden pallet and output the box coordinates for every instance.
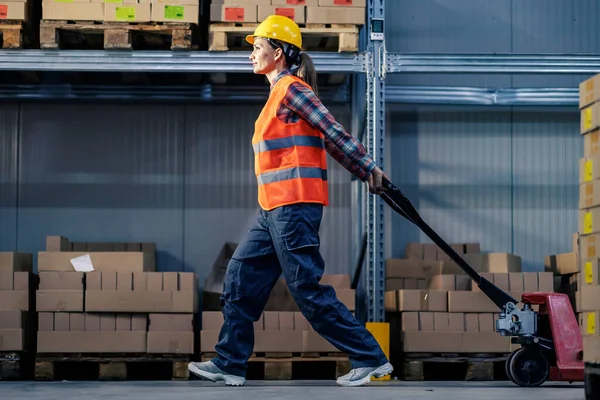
[0,352,34,380]
[200,352,351,380]
[40,20,195,50]
[34,353,191,381]
[0,21,28,49]
[208,22,359,52]
[400,352,510,381]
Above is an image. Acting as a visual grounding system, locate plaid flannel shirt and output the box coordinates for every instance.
[271,70,376,182]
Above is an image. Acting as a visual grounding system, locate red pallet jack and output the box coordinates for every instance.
[375,178,586,388]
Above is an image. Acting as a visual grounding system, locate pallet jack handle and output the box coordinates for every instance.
[371,178,519,311]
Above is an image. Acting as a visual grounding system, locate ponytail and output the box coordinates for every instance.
[266,38,319,96]
[293,53,318,97]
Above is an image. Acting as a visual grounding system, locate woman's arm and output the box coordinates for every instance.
[283,82,376,182]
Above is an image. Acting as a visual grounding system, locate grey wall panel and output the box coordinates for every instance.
[183,103,354,290]
[0,104,19,251]
[385,0,512,87]
[387,105,513,258]
[511,0,600,87]
[17,103,185,272]
[386,0,600,88]
[511,108,581,271]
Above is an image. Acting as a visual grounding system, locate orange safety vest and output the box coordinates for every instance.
[252,74,329,211]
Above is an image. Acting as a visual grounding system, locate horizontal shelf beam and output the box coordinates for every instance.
[387,53,600,74]
[0,50,366,74]
[386,86,578,106]
[0,84,350,103]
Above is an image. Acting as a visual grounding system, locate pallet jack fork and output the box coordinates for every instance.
[365,178,585,387]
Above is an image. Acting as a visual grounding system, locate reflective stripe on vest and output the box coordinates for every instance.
[257,166,328,186]
[253,135,324,154]
[252,74,329,211]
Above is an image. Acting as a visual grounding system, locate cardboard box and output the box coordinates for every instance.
[582,312,599,336]
[582,102,600,134]
[42,2,104,20]
[0,329,24,351]
[580,154,600,184]
[279,312,294,330]
[583,335,600,362]
[579,285,600,312]
[302,330,336,352]
[85,290,197,313]
[580,74,600,109]
[306,6,364,24]
[46,236,71,252]
[151,4,199,23]
[148,313,193,331]
[0,2,27,21]
[584,130,600,157]
[202,311,224,331]
[0,253,32,273]
[103,3,151,22]
[544,252,578,275]
[384,290,448,312]
[37,331,147,353]
[200,330,219,352]
[385,259,443,279]
[258,5,305,23]
[38,251,154,272]
[0,310,27,329]
[272,0,318,5]
[36,290,84,312]
[39,271,84,290]
[147,332,194,353]
[580,233,600,259]
[318,0,365,6]
[448,291,523,313]
[401,331,510,353]
[210,3,258,22]
[580,259,599,286]
[0,290,30,311]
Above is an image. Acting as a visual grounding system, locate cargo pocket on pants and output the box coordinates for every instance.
[282,222,320,252]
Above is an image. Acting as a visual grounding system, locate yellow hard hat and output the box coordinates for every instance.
[246,15,302,50]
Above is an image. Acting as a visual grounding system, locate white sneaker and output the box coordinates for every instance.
[336,362,393,387]
[188,361,246,386]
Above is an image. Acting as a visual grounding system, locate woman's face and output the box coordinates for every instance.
[250,37,280,75]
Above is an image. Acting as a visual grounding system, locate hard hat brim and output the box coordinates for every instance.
[246,35,255,45]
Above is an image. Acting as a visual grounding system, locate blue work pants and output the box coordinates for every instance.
[210,203,389,377]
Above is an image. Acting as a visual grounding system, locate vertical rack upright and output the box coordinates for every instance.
[364,0,386,323]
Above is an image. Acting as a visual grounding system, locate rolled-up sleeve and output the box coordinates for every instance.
[283,82,376,182]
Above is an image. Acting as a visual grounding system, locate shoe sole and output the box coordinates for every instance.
[337,363,394,387]
[188,363,246,386]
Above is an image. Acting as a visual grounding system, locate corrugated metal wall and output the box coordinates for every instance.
[385,0,589,270]
[0,103,353,288]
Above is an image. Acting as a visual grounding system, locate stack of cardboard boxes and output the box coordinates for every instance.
[0,253,36,355]
[210,0,365,24]
[578,74,600,363]
[42,0,198,24]
[200,242,355,354]
[384,242,554,355]
[36,236,197,355]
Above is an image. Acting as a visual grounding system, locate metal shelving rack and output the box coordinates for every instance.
[3,2,600,324]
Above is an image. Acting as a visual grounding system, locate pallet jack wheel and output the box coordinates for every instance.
[585,362,600,400]
[505,349,517,382]
[507,347,549,387]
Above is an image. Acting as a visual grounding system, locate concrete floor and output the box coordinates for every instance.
[0,380,585,400]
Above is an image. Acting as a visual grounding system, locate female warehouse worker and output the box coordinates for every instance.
[188,15,393,387]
